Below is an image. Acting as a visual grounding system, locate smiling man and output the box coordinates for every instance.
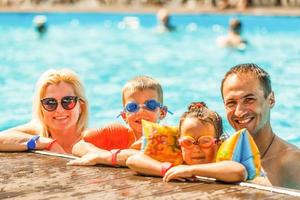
[221,63,300,189]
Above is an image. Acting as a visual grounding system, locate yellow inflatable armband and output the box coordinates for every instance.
[141,120,183,166]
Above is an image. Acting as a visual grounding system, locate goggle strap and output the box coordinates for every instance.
[116,111,124,119]
[161,105,174,115]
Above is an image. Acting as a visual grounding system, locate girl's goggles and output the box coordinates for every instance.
[178,135,216,149]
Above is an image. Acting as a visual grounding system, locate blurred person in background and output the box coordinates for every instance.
[217,18,247,51]
[156,8,176,33]
[33,15,48,37]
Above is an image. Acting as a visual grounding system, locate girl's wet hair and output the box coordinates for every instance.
[179,102,224,141]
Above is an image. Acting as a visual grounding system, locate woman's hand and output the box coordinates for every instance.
[163,165,195,182]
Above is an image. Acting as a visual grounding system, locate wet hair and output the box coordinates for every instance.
[179,102,223,141]
[221,63,272,99]
[230,18,242,34]
[33,68,89,137]
[122,75,164,105]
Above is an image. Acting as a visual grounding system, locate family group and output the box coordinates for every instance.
[0,63,299,190]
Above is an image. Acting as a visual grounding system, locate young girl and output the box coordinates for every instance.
[127,102,247,182]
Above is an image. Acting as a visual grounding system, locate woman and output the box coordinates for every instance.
[0,68,88,154]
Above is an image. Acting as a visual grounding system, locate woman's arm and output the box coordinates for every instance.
[0,121,53,151]
[126,153,164,176]
[68,140,139,166]
[163,161,247,183]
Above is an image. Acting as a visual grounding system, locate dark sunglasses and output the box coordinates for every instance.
[41,96,79,112]
[125,99,173,114]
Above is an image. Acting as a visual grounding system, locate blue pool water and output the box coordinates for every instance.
[0,13,299,147]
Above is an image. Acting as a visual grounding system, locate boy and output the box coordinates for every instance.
[67,76,170,167]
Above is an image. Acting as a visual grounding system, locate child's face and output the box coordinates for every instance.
[180,117,218,165]
[122,89,166,135]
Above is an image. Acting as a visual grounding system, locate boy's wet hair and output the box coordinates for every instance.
[179,102,223,141]
[221,63,272,98]
[122,75,163,105]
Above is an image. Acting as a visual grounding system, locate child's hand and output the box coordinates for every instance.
[130,139,142,150]
[67,152,102,166]
[163,165,194,182]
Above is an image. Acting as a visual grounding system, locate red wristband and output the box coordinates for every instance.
[45,140,57,150]
[161,162,173,176]
[110,149,121,166]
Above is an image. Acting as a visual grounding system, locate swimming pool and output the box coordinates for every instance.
[0,13,299,147]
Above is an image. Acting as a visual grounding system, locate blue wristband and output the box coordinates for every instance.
[26,135,40,151]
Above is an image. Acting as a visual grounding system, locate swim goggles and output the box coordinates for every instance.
[118,99,173,117]
[41,96,79,112]
[178,135,216,149]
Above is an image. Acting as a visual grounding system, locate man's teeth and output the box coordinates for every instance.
[237,118,252,124]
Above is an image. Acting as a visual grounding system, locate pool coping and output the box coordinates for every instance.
[0,5,300,16]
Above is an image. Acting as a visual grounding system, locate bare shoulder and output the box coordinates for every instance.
[281,146,300,166]
[279,143,300,189]
[277,138,300,166]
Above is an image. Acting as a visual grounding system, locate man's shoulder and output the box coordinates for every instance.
[263,136,299,168]
[281,147,300,164]
[279,147,300,189]
[278,136,299,153]
[276,140,300,173]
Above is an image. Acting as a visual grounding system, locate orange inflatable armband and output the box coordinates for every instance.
[141,120,183,166]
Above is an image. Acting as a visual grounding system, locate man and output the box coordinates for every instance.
[221,63,300,189]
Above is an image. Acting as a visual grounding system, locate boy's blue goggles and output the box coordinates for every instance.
[123,99,173,114]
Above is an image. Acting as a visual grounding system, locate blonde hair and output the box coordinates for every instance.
[32,68,89,137]
[121,75,164,105]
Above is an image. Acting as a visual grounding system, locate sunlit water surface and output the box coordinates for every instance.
[0,13,299,147]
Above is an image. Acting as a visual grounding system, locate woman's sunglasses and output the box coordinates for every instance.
[178,135,217,149]
[124,99,173,114]
[41,96,79,112]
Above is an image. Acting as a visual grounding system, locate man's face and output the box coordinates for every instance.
[222,74,274,136]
